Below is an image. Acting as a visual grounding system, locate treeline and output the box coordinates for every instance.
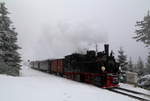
[117,47,148,77]
[118,11,150,77]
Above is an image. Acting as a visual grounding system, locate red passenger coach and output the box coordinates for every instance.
[51,59,64,76]
[51,60,57,73]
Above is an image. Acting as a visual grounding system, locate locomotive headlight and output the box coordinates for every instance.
[101,66,106,72]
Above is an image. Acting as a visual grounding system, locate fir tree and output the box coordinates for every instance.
[117,47,128,71]
[0,3,21,76]
[127,57,134,72]
[133,11,150,47]
[136,57,144,76]
[146,54,150,74]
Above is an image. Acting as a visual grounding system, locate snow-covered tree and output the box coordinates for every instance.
[117,47,128,71]
[136,57,144,76]
[133,11,150,47]
[127,57,134,72]
[133,10,150,76]
[0,3,21,76]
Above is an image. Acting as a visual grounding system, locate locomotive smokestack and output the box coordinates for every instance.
[104,44,109,57]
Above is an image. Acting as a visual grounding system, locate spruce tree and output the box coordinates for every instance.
[127,57,134,72]
[117,47,128,71]
[146,54,150,74]
[136,57,144,76]
[0,3,21,76]
[133,11,150,76]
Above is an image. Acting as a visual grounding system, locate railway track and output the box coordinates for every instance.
[107,87,150,101]
[116,87,150,98]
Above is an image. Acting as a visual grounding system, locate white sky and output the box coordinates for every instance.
[1,0,150,63]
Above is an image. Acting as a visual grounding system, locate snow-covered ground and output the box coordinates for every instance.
[0,66,149,101]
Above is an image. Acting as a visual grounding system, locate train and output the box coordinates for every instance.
[30,44,120,88]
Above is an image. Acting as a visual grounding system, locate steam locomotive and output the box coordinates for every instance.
[30,44,119,88]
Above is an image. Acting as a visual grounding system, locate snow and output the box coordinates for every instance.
[137,74,150,88]
[0,66,145,101]
[141,74,150,79]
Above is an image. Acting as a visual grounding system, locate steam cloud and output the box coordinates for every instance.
[33,21,108,60]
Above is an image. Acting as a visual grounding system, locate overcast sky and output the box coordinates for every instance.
[1,0,150,62]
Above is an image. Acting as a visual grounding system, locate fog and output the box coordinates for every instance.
[2,0,150,62]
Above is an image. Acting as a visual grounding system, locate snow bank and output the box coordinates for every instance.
[141,75,150,79]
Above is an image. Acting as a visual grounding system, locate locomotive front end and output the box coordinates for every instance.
[96,44,119,88]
